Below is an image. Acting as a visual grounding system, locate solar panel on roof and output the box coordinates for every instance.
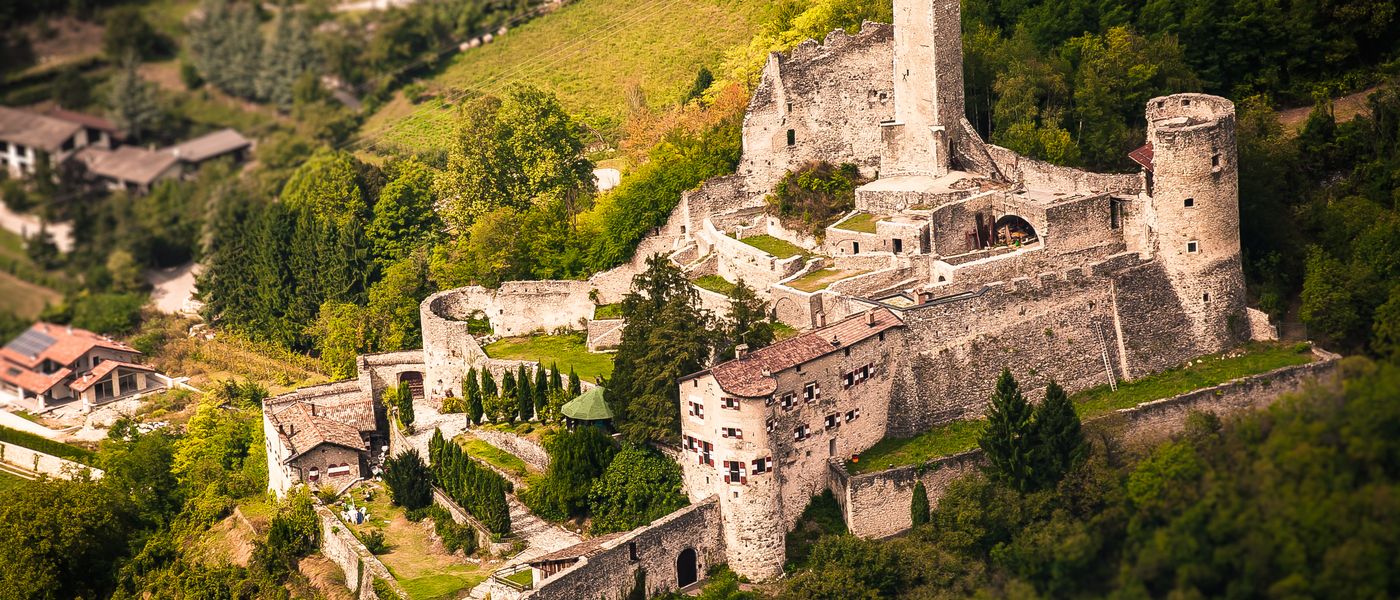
[5,329,56,357]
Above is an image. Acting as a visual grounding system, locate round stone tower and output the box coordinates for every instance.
[1145,93,1246,350]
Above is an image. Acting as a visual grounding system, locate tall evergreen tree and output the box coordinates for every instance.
[501,370,516,423]
[549,362,563,392]
[567,368,581,397]
[108,53,160,142]
[978,369,1037,492]
[482,370,498,399]
[911,480,930,526]
[723,278,775,360]
[516,364,533,422]
[464,367,483,425]
[1031,380,1085,489]
[258,8,318,110]
[533,365,549,417]
[609,255,717,443]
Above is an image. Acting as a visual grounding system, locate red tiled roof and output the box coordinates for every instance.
[67,360,155,393]
[700,308,903,397]
[270,402,366,461]
[0,365,70,394]
[0,322,139,369]
[1128,142,1154,172]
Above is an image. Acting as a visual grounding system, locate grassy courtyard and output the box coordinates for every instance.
[483,332,614,383]
[339,483,487,600]
[786,268,866,293]
[739,234,809,259]
[693,275,737,295]
[833,212,880,233]
[848,342,1317,474]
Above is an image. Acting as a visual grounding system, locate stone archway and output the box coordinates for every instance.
[993,215,1038,246]
[398,371,424,401]
[676,547,698,588]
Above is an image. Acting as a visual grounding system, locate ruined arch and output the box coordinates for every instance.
[397,371,425,400]
[993,215,1038,246]
[676,547,698,588]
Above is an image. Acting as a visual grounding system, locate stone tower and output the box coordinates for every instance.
[880,0,965,178]
[1145,93,1246,351]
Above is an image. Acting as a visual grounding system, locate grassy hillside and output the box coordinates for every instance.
[358,0,767,153]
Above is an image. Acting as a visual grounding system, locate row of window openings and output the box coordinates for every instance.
[791,409,861,440]
[722,457,772,485]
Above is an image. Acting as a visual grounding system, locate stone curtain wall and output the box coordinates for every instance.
[586,319,625,352]
[0,441,102,480]
[317,504,404,600]
[985,144,1144,195]
[834,352,1339,539]
[526,497,725,600]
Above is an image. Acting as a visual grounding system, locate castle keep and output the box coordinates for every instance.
[279,0,1277,594]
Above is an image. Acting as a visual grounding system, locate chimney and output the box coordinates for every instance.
[735,344,749,359]
[830,336,841,347]
[866,309,877,326]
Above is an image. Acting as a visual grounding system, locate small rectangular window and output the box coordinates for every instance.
[824,413,838,429]
[1203,292,1211,303]
[794,425,811,441]
[780,393,796,410]
[720,427,742,439]
[766,418,775,433]
[803,382,820,402]
[1184,198,1195,208]
[893,238,903,253]
[721,397,740,410]
[1212,154,1221,167]
[842,372,854,388]
[688,401,705,419]
[751,456,772,474]
[786,129,796,146]
[845,409,861,422]
[1187,241,1199,253]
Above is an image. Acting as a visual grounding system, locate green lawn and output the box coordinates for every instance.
[833,212,879,233]
[342,483,487,600]
[502,568,534,589]
[773,322,799,341]
[786,268,865,293]
[848,342,1317,474]
[693,275,737,295]
[593,303,624,320]
[0,469,33,492]
[359,0,768,152]
[483,332,614,383]
[459,436,536,479]
[739,234,809,259]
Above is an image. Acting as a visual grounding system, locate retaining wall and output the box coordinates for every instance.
[468,427,550,472]
[834,350,1339,539]
[525,497,724,600]
[317,504,405,600]
[0,441,101,480]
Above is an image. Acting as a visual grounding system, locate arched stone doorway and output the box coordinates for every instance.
[398,371,425,401]
[993,215,1038,246]
[676,547,698,588]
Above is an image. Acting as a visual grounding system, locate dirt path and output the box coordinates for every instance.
[1278,85,1381,133]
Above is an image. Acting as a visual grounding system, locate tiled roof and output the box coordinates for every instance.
[68,360,155,393]
[74,146,180,186]
[0,106,82,152]
[528,532,628,565]
[167,128,250,163]
[701,308,903,397]
[0,322,139,369]
[269,402,367,461]
[0,365,70,394]
[43,107,119,134]
[1128,142,1154,172]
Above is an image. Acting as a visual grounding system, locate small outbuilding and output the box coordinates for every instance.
[560,386,613,429]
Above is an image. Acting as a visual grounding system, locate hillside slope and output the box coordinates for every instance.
[358,0,766,153]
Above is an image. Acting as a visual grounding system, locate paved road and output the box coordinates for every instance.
[0,409,62,439]
[0,204,73,253]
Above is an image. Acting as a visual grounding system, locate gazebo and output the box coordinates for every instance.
[560,386,613,429]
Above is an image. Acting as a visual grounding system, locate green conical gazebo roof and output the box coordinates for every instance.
[561,386,613,421]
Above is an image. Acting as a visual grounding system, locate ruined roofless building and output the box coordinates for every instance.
[675,0,1258,582]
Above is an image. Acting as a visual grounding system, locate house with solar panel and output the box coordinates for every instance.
[0,322,170,413]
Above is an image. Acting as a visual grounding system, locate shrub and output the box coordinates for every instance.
[765,161,862,237]
[588,445,687,534]
[372,578,402,600]
[0,425,94,464]
[361,530,388,554]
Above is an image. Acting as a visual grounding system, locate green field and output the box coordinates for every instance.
[848,343,1318,474]
[786,268,864,293]
[359,0,767,152]
[693,274,737,295]
[739,234,809,259]
[483,332,615,383]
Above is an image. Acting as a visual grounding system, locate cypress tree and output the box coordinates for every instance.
[501,370,516,423]
[568,368,581,397]
[465,368,483,425]
[550,362,563,392]
[911,480,930,526]
[517,364,533,421]
[1032,380,1085,489]
[397,381,415,427]
[978,369,1036,492]
[534,365,549,418]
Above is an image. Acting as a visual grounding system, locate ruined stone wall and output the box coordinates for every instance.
[468,428,550,471]
[1043,194,1121,254]
[891,270,1126,433]
[0,441,102,481]
[431,488,513,554]
[586,319,625,352]
[681,175,754,246]
[318,505,403,600]
[526,497,724,600]
[357,351,425,402]
[834,351,1338,538]
[704,218,807,290]
[739,24,894,189]
[986,144,1144,195]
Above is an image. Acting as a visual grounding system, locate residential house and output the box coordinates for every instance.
[73,145,182,193]
[0,322,168,412]
[0,106,94,177]
[167,128,252,169]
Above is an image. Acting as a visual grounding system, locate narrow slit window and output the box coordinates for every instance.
[786,129,796,146]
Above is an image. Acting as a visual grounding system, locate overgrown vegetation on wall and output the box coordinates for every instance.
[765,161,863,238]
